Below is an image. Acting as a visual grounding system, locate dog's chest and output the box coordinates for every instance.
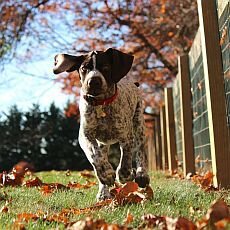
[81,103,129,144]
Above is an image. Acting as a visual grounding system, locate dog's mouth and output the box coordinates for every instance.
[83,87,105,98]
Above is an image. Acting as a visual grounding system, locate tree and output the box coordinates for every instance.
[0,106,24,168]
[0,103,91,171]
[0,0,198,109]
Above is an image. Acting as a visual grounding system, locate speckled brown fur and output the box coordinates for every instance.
[53,48,150,200]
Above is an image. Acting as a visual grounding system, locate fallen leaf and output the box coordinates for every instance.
[175,217,196,230]
[192,171,215,190]
[206,200,230,225]
[215,217,230,229]
[141,185,154,200]
[23,177,43,187]
[110,182,153,205]
[0,171,24,186]
[141,214,167,228]
[67,181,96,189]
[40,183,68,195]
[67,217,129,230]
[220,26,228,46]
[124,210,134,225]
[17,213,40,222]
[80,171,95,179]
[197,199,230,229]
[0,205,8,213]
[61,199,113,216]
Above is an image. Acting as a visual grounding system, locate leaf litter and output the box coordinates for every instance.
[0,163,229,229]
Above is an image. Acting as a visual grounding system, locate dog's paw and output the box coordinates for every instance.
[100,170,116,186]
[135,170,150,188]
[117,168,135,184]
[96,185,111,201]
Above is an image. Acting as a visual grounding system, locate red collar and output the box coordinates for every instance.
[83,87,118,106]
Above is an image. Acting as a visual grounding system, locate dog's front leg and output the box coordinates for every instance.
[79,130,115,200]
[116,139,135,184]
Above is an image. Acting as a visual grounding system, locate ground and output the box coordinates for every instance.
[0,171,229,229]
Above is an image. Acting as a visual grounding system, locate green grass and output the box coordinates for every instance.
[0,171,229,229]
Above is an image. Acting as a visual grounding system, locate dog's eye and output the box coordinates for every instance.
[81,66,87,72]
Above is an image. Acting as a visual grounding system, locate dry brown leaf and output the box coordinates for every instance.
[110,182,153,205]
[197,199,230,229]
[124,210,134,225]
[67,217,130,230]
[206,200,230,225]
[17,213,40,222]
[220,26,228,46]
[214,217,230,229]
[175,217,196,230]
[23,177,43,187]
[0,205,8,213]
[141,214,167,229]
[192,171,215,190]
[80,171,95,179]
[67,181,96,189]
[61,199,113,216]
[0,161,34,187]
[40,183,68,195]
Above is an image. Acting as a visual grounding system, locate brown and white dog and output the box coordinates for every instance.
[53,48,150,200]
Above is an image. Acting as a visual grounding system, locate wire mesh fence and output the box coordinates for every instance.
[189,53,211,171]
[217,2,230,125]
[160,0,230,188]
[173,77,183,166]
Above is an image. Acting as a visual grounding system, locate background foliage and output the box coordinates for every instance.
[0,103,91,171]
[0,0,198,110]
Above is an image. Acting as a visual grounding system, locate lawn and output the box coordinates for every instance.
[0,170,229,229]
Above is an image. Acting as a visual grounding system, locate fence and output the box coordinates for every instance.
[150,0,230,189]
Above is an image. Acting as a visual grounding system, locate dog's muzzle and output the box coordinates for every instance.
[87,77,102,88]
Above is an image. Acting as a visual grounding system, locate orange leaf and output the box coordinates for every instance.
[141,214,167,228]
[121,181,139,196]
[67,181,96,189]
[17,213,39,222]
[215,217,230,229]
[192,171,214,190]
[206,200,230,225]
[23,177,43,187]
[124,210,134,225]
[80,171,95,179]
[175,217,196,230]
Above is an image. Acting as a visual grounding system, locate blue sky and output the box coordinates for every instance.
[0,54,73,115]
[0,8,78,116]
[0,2,128,116]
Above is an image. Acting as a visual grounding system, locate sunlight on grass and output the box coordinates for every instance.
[0,170,229,229]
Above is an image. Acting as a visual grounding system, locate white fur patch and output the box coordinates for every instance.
[92,54,96,70]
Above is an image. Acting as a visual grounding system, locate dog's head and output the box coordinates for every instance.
[53,48,134,97]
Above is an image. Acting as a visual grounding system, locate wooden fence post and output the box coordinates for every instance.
[155,115,163,170]
[164,88,177,172]
[160,106,168,170]
[178,55,196,176]
[198,0,230,188]
[147,121,157,171]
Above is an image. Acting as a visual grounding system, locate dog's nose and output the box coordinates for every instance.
[88,77,102,88]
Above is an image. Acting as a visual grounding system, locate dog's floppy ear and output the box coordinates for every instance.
[53,54,85,74]
[106,48,134,83]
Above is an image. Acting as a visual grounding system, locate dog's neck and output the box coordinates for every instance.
[83,85,118,106]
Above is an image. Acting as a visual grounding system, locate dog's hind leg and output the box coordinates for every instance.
[133,100,150,188]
